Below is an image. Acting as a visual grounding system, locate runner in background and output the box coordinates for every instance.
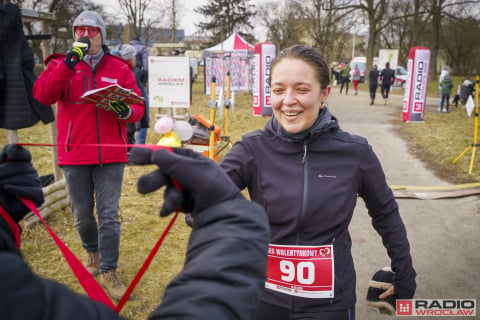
[380,62,395,105]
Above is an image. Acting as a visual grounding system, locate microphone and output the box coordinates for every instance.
[73,36,91,52]
[64,37,91,69]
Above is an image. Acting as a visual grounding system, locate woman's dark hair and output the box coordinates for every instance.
[269,45,330,90]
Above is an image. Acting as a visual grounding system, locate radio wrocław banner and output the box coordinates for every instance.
[402,47,431,122]
[252,42,276,117]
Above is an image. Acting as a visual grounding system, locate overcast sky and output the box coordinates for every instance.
[102,0,271,41]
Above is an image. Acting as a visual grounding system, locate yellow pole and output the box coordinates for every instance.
[208,77,217,160]
[452,145,472,164]
[468,75,480,174]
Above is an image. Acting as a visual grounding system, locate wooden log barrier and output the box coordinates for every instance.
[23,179,71,227]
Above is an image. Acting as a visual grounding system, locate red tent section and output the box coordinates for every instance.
[204,33,254,52]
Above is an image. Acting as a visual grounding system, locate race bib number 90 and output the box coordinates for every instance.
[265,244,334,298]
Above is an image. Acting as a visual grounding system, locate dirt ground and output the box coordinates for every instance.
[326,87,480,319]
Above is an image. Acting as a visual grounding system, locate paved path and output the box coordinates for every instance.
[326,87,480,319]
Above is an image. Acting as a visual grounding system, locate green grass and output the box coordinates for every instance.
[0,67,478,319]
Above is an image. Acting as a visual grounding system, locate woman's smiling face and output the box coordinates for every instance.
[270,58,330,134]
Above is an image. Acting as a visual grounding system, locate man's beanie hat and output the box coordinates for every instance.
[366,267,396,315]
[72,11,106,41]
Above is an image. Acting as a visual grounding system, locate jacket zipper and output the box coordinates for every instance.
[91,70,102,166]
[296,141,308,244]
[293,141,309,311]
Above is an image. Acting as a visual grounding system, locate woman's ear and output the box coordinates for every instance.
[323,86,332,101]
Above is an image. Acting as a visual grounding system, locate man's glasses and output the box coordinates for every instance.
[74,26,100,38]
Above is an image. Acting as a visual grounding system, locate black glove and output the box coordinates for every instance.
[130,147,243,217]
[64,37,90,71]
[366,267,396,315]
[0,145,44,222]
[109,100,132,119]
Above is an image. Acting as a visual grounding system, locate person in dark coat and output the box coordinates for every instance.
[380,62,395,105]
[0,3,54,130]
[369,64,380,105]
[118,44,143,146]
[129,38,150,144]
[339,62,351,95]
[0,144,269,320]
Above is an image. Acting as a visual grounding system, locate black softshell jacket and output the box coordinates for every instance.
[220,107,416,312]
[0,199,269,320]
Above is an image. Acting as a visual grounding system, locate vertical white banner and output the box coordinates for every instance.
[253,42,276,117]
[403,47,431,122]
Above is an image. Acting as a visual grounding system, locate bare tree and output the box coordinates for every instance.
[380,0,431,65]
[117,0,161,43]
[304,0,356,63]
[164,0,183,42]
[422,0,480,79]
[257,0,306,50]
[441,14,480,75]
[321,0,394,78]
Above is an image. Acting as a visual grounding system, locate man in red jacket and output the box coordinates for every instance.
[33,10,144,300]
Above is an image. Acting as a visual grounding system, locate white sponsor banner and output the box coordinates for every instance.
[148,56,190,108]
[379,49,399,69]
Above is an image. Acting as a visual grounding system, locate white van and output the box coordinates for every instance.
[349,56,379,82]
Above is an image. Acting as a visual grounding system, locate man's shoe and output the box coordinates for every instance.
[101,269,127,300]
[85,251,100,275]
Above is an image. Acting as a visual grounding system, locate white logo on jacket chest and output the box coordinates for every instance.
[318,174,336,179]
[101,77,118,84]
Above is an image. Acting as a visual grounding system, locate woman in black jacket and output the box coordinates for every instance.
[220,45,416,320]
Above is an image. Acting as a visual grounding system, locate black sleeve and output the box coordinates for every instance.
[0,224,124,320]
[358,145,416,299]
[219,140,253,190]
[149,198,270,320]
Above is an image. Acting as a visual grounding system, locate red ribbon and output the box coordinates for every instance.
[21,197,116,309]
[21,197,180,312]
[16,144,183,313]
